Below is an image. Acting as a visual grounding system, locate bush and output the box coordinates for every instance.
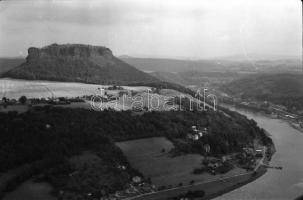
[186,190,205,198]
[177,190,205,199]
[18,96,27,104]
[158,186,166,191]
[216,162,234,174]
[192,166,205,174]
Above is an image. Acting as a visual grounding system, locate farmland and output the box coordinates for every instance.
[116,137,246,187]
[3,180,55,200]
[0,78,151,99]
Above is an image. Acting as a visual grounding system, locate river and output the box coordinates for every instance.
[215,105,303,200]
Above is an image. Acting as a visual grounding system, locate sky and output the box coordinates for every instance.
[0,0,301,59]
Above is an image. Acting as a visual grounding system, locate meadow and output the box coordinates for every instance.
[116,137,244,187]
[0,78,151,99]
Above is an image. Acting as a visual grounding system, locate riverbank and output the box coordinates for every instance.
[215,104,303,200]
[203,167,267,200]
[222,101,303,136]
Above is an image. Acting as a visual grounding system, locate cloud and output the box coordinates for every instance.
[3,1,153,26]
[0,0,301,58]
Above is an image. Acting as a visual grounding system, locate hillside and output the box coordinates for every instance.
[149,70,239,88]
[221,73,303,110]
[0,58,24,75]
[2,44,158,85]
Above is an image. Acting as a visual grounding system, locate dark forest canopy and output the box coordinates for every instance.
[0,106,272,172]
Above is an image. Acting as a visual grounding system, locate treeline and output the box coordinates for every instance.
[269,96,303,112]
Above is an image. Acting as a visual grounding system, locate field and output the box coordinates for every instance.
[3,179,55,200]
[0,78,151,99]
[116,137,246,187]
[0,78,184,112]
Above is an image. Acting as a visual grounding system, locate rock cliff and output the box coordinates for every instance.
[3,44,158,84]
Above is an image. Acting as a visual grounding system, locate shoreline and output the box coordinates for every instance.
[203,167,267,200]
[223,102,303,135]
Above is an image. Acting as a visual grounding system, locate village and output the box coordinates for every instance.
[186,125,267,173]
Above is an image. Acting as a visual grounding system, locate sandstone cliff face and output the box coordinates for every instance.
[3,44,157,84]
[27,44,112,61]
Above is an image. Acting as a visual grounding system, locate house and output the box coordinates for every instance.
[125,187,137,194]
[188,126,209,140]
[243,147,254,155]
[285,114,295,119]
[202,127,208,134]
[208,162,220,169]
[198,132,203,137]
[132,176,142,183]
[187,133,199,141]
[255,149,263,157]
[117,165,126,170]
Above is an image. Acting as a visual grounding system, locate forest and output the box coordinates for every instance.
[0,106,272,199]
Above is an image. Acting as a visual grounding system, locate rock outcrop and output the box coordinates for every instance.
[3,43,158,84]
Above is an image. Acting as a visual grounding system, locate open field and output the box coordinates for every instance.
[0,78,183,112]
[116,137,246,187]
[3,179,55,200]
[0,78,151,99]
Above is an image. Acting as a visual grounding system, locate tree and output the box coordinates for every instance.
[19,96,27,104]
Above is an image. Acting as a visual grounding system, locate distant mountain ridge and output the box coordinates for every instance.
[0,57,24,75]
[2,44,158,84]
[120,57,224,73]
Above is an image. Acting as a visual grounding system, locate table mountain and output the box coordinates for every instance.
[2,44,158,84]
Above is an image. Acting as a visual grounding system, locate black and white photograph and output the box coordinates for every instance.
[0,0,302,199]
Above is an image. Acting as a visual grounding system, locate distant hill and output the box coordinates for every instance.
[0,58,25,75]
[120,57,224,73]
[222,73,303,110]
[150,71,188,86]
[2,44,158,85]
[149,70,239,88]
[120,56,301,75]
[222,73,303,98]
[216,53,300,61]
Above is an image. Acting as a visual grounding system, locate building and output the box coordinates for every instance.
[132,176,142,183]
[255,149,263,157]
[187,133,199,141]
[188,126,209,140]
